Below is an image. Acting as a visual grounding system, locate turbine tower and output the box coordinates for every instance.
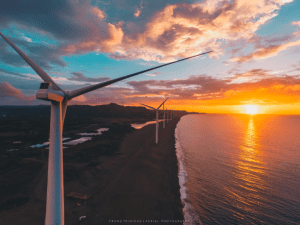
[166,107,169,123]
[0,31,212,225]
[163,103,166,129]
[141,98,168,144]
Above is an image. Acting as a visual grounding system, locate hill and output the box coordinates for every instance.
[0,103,189,119]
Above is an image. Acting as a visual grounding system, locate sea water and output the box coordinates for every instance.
[175,114,300,225]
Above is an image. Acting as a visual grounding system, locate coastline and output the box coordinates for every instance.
[0,117,184,225]
[87,117,184,224]
[175,116,202,225]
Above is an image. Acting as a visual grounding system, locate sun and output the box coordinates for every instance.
[243,105,259,115]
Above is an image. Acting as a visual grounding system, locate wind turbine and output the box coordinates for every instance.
[159,99,168,129]
[163,102,166,129]
[0,31,212,225]
[141,98,168,144]
[166,107,169,123]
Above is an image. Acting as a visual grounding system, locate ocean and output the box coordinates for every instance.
[175,114,300,225]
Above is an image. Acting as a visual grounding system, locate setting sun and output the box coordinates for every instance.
[243,105,259,115]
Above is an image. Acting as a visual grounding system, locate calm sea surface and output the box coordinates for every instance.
[175,114,300,225]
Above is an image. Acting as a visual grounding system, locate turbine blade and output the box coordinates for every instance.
[157,97,169,110]
[0,32,62,91]
[68,51,213,99]
[140,103,156,110]
[61,99,69,125]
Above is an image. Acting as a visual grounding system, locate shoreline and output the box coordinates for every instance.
[0,117,184,224]
[86,117,184,224]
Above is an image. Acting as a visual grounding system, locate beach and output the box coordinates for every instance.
[0,117,184,225]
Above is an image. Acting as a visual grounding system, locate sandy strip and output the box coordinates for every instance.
[86,118,184,224]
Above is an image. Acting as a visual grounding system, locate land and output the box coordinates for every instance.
[0,104,188,224]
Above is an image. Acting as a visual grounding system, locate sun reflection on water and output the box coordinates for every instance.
[227,116,266,222]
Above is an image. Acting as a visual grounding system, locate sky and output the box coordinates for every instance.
[1,0,300,114]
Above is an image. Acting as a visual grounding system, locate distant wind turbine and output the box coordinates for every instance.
[163,103,166,129]
[0,31,212,225]
[157,101,167,129]
[141,98,168,144]
[166,107,169,123]
[169,108,173,120]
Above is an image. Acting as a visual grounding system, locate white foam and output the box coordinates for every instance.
[175,116,203,225]
[79,128,109,136]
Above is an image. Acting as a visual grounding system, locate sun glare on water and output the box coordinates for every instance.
[243,105,259,115]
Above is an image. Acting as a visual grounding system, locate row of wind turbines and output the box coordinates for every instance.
[141,98,179,144]
[0,31,211,225]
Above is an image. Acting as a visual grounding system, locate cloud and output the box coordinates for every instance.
[146,74,156,76]
[69,72,110,83]
[109,0,294,61]
[0,68,28,78]
[145,71,163,76]
[0,82,24,98]
[1,0,295,64]
[0,0,98,42]
[134,9,141,17]
[23,36,33,42]
[291,21,300,27]
[72,95,87,103]
[0,35,67,69]
[63,70,300,108]
[3,69,300,108]
[230,39,300,63]
[120,70,300,106]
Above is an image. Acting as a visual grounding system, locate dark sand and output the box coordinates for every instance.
[0,118,184,225]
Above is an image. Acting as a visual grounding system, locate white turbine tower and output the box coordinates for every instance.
[166,107,169,123]
[0,31,212,225]
[163,103,166,129]
[141,98,168,144]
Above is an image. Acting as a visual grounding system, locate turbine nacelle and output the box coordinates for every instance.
[36,82,65,102]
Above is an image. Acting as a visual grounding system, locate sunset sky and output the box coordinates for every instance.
[1,0,300,114]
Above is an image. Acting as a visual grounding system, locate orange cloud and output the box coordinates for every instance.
[92,7,105,19]
[0,82,24,98]
[58,69,300,115]
[61,0,293,62]
[4,69,300,114]
[134,9,141,17]
[231,39,300,62]
[291,21,300,27]
[72,95,87,102]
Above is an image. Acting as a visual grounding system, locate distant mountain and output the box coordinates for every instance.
[0,103,189,119]
[66,103,155,119]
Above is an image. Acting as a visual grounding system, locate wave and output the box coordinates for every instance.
[175,116,203,225]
